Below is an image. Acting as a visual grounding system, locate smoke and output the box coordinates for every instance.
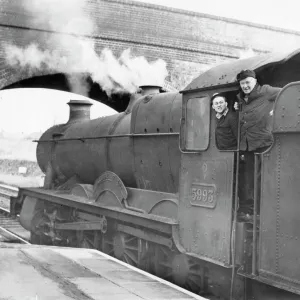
[66,74,91,97]
[4,0,168,95]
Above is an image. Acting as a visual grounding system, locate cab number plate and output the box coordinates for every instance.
[190,184,216,208]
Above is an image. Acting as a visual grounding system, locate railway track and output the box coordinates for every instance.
[0,184,30,244]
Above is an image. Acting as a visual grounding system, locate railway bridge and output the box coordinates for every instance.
[1,0,300,111]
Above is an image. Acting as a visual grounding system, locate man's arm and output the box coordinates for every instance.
[266,85,282,102]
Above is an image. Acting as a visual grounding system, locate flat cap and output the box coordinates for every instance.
[236,69,256,82]
[211,93,226,101]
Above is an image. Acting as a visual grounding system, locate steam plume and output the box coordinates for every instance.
[4,0,168,95]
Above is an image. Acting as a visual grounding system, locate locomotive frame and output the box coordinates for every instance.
[16,49,300,300]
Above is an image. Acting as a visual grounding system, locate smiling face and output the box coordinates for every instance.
[239,76,257,94]
[212,96,227,114]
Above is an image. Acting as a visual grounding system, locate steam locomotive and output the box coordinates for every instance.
[17,49,300,300]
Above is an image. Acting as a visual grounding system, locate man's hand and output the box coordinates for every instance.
[234,102,239,110]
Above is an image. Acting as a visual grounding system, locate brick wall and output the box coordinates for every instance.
[0,0,300,90]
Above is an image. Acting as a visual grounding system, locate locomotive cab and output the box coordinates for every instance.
[179,86,239,267]
[178,48,300,287]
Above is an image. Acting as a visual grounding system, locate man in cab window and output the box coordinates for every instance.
[212,94,238,150]
[234,69,282,152]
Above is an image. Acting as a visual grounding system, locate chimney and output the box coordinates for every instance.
[67,100,93,123]
[139,85,161,96]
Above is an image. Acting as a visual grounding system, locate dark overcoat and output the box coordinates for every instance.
[237,84,282,151]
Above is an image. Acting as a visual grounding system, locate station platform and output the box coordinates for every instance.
[0,243,207,300]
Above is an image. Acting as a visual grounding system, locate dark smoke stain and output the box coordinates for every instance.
[19,249,98,300]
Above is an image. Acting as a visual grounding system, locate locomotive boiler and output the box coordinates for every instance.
[18,48,300,300]
[36,86,182,193]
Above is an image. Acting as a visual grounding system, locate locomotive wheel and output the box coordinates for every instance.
[101,232,114,255]
[30,232,42,244]
[154,245,203,293]
[101,230,151,271]
[77,230,101,249]
[30,210,52,245]
[101,231,139,266]
[112,232,139,266]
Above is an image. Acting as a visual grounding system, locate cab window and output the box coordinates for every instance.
[183,96,210,151]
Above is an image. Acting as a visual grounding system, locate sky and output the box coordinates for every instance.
[0,89,116,135]
[135,0,300,31]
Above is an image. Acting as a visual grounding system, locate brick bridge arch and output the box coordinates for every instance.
[1,0,300,111]
[2,72,130,112]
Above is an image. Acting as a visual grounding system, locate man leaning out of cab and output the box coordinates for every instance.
[212,94,238,150]
[234,69,282,153]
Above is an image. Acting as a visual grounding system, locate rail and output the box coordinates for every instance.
[0,184,30,244]
[0,183,19,198]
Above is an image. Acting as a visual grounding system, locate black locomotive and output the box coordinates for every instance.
[17,49,300,299]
